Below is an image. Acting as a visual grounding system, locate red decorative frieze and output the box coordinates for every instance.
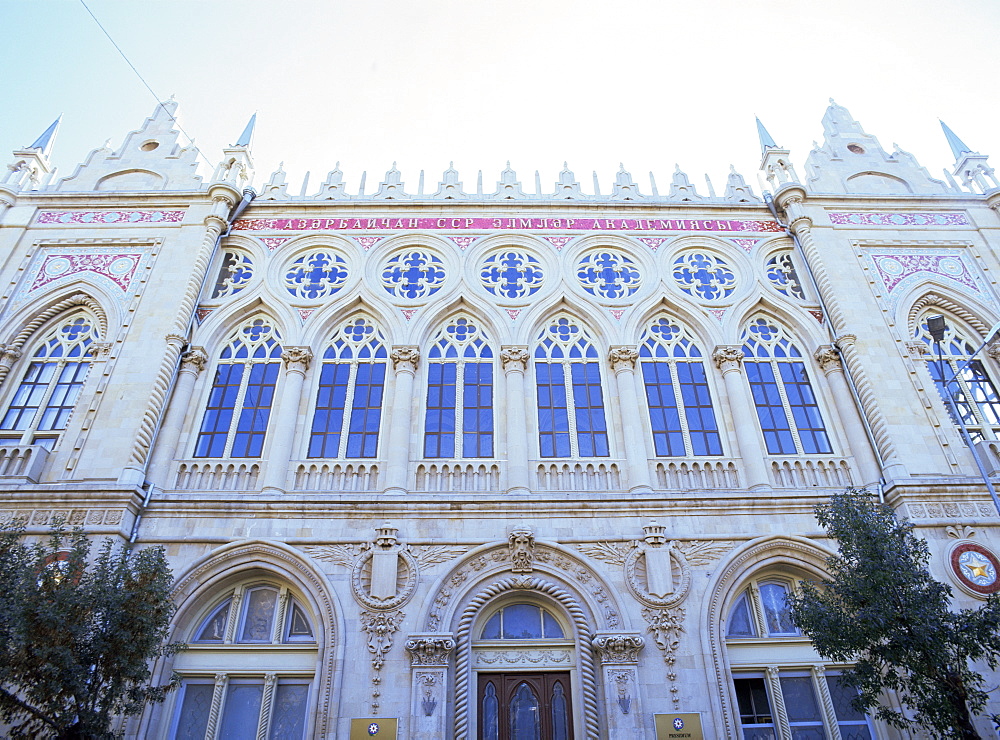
[506,309,521,320]
[401,308,418,321]
[449,236,478,250]
[260,236,290,251]
[298,309,315,322]
[195,308,213,324]
[732,238,759,252]
[708,308,726,322]
[354,236,384,251]
[872,254,978,294]
[544,236,573,250]
[809,310,825,324]
[609,309,625,320]
[829,211,969,226]
[36,210,185,225]
[30,253,142,293]
[638,237,666,251]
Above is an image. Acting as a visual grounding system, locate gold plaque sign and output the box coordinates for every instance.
[655,712,704,740]
[349,717,398,739]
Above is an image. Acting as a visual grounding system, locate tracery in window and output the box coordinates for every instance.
[765,252,805,300]
[534,316,609,458]
[741,317,831,455]
[210,250,254,299]
[915,311,1000,442]
[480,249,544,300]
[479,603,565,640]
[194,318,282,458]
[308,317,387,458]
[576,250,642,300]
[424,316,494,458]
[0,314,99,449]
[283,249,349,300]
[380,249,447,300]
[672,250,738,301]
[639,317,722,456]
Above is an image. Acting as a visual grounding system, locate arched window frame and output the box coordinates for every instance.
[307,316,387,459]
[194,318,283,458]
[0,312,100,450]
[638,316,723,457]
[913,309,1000,442]
[725,572,877,740]
[740,317,832,456]
[169,578,318,740]
[533,316,609,459]
[423,316,495,459]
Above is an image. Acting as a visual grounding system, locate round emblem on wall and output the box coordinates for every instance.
[673,717,685,730]
[949,542,1000,596]
[351,547,419,610]
[368,722,380,735]
[623,545,691,607]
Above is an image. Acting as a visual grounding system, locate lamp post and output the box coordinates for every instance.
[927,314,1000,516]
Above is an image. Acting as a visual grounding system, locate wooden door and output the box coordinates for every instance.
[477,672,573,740]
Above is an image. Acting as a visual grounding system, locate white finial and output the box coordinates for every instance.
[829,97,836,104]
[730,164,737,174]
[506,160,511,168]
[449,161,454,169]
[335,161,340,169]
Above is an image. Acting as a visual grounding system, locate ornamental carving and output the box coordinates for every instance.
[180,346,208,373]
[608,345,639,372]
[405,635,456,666]
[0,345,22,367]
[361,609,404,666]
[508,526,535,573]
[500,345,530,372]
[592,633,644,663]
[474,649,573,667]
[643,605,685,706]
[86,342,113,360]
[391,345,420,372]
[711,345,744,371]
[281,346,313,371]
[904,340,929,357]
[813,345,841,371]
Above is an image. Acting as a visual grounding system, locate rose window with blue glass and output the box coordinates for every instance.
[480,250,544,300]
[576,250,641,300]
[672,251,737,301]
[283,250,349,300]
[380,250,447,300]
[765,253,805,300]
[211,251,254,300]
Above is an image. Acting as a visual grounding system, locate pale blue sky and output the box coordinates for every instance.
[2,0,999,195]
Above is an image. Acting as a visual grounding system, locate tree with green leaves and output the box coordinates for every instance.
[789,488,1000,739]
[0,525,184,739]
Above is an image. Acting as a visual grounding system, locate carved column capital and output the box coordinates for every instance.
[712,345,744,373]
[86,342,113,361]
[813,345,842,373]
[0,345,22,369]
[391,346,420,373]
[592,633,645,664]
[500,345,530,372]
[281,346,313,373]
[180,346,208,373]
[608,345,639,373]
[405,634,456,666]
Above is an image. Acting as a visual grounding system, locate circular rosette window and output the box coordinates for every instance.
[576,249,642,300]
[351,547,419,610]
[283,249,349,300]
[624,545,690,607]
[480,250,544,301]
[380,249,447,300]
[672,250,737,301]
[949,541,1000,597]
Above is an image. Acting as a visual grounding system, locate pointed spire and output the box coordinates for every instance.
[28,116,62,158]
[755,117,778,154]
[940,120,973,160]
[234,113,256,149]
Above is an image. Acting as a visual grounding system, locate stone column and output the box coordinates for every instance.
[501,345,531,494]
[405,634,456,740]
[712,346,771,491]
[261,347,313,493]
[814,345,881,486]
[384,346,419,495]
[592,633,646,738]
[608,346,652,493]
[0,344,22,389]
[145,344,207,488]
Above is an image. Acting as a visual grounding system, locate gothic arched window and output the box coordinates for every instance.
[639,317,722,456]
[725,573,875,739]
[915,311,1000,442]
[0,313,99,450]
[423,317,494,458]
[741,318,831,455]
[534,316,609,458]
[194,318,282,458]
[308,317,387,458]
[170,579,317,739]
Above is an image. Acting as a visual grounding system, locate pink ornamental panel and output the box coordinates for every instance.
[30,253,142,293]
[829,212,969,227]
[873,254,979,294]
[36,210,185,225]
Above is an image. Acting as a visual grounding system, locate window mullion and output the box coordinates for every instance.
[772,360,804,454]
[564,360,579,458]
[764,666,793,740]
[337,361,359,458]
[24,359,65,441]
[670,361,695,457]
[810,665,843,740]
[221,362,251,458]
[224,586,244,644]
[256,672,277,740]
[454,361,465,458]
[205,672,230,740]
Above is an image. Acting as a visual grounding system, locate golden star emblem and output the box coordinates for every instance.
[961,552,994,581]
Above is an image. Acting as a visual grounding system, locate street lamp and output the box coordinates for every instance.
[927,314,1000,516]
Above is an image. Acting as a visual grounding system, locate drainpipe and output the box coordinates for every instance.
[129,188,256,543]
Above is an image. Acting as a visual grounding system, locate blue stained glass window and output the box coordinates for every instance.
[380,249,447,299]
[480,250,544,300]
[309,317,387,459]
[741,317,831,455]
[424,317,493,459]
[576,250,642,299]
[195,318,282,459]
[534,317,609,458]
[640,318,722,456]
[0,314,98,446]
[283,250,349,300]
